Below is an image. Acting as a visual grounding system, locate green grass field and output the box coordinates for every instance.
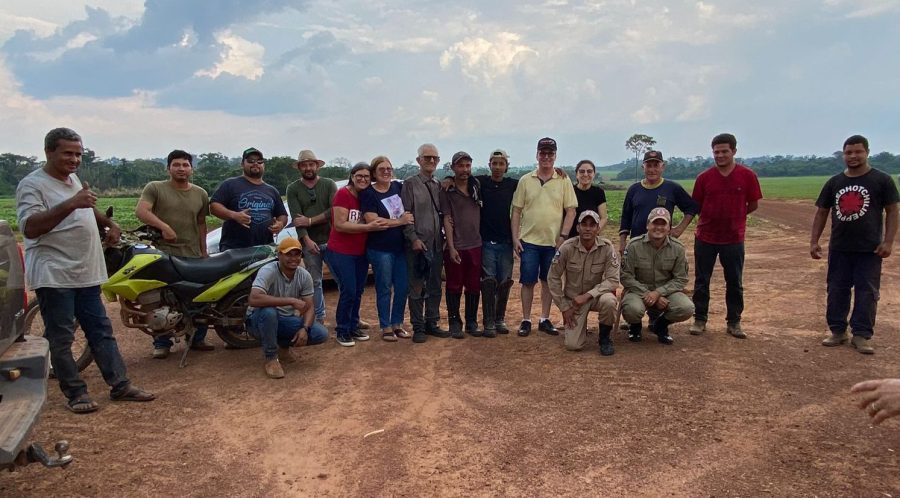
[1,175,880,234]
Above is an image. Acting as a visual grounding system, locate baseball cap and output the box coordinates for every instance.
[451,151,473,166]
[490,149,509,161]
[643,150,664,162]
[578,210,601,224]
[647,207,671,224]
[537,137,557,151]
[242,147,264,160]
[277,237,302,254]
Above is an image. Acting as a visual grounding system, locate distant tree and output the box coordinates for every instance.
[319,166,349,181]
[328,157,351,169]
[624,134,657,183]
[396,160,420,180]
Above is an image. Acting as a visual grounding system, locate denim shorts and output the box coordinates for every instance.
[519,241,556,284]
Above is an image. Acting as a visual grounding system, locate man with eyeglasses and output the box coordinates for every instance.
[286,149,337,325]
[210,147,288,251]
[401,143,450,342]
[511,137,577,337]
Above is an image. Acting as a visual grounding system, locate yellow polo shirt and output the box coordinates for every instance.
[512,169,577,246]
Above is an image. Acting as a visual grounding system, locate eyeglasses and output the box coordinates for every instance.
[577,169,593,174]
[352,174,371,180]
[538,151,555,157]
[420,155,440,162]
[245,159,265,165]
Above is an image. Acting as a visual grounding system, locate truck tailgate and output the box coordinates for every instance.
[0,335,49,464]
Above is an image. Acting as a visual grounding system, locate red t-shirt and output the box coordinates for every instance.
[327,187,368,256]
[692,164,763,244]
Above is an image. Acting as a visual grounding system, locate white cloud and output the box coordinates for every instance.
[195,31,265,80]
[632,105,661,124]
[676,95,710,122]
[439,32,537,85]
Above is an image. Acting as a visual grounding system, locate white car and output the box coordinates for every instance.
[206,179,349,254]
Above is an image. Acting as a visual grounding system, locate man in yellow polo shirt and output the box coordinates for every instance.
[511,137,577,337]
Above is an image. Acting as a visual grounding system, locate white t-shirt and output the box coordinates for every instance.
[16,169,107,290]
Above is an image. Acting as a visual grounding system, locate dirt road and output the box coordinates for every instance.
[4,199,900,497]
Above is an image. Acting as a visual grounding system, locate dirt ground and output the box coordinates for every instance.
[4,199,900,497]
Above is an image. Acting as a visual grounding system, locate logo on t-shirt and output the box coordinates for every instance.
[834,185,870,222]
[348,209,362,223]
[238,191,275,224]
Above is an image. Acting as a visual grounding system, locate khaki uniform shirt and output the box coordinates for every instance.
[548,235,620,312]
[621,234,689,296]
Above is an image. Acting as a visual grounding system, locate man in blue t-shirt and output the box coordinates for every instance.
[618,150,698,254]
[811,135,899,354]
[210,147,288,251]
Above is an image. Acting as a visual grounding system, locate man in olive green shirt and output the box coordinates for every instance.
[135,149,212,357]
[285,149,337,324]
[621,207,694,345]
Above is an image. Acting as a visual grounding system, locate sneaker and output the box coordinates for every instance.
[351,329,370,342]
[851,335,875,354]
[538,319,559,336]
[264,359,285,379]
[657,333,674,345]
[190,340,215,351]
[726,322,746,339]
[358,319,372,330]
[278,347,297,364]
[336,334,355,347]
[152,346,170,359]
[689,320,706,335]
[822,332,850,347]
[627,324,642,342]
[518,320,532,337]
[412,331,427,343]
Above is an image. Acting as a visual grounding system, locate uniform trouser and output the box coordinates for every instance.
[693,239,744,324]
[622,291,694,324]
[826,249,881,338]
[406,240,444,332]
[565,293,618,351]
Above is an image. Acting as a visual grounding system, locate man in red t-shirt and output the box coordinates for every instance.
[689,133,762,339]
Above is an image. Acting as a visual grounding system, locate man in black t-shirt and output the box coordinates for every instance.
[810,135,899,354]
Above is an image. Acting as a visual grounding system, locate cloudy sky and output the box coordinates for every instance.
[1,0,898,167]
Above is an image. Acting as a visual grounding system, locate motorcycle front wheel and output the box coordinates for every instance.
[24,299,95,377]
[213,289,260,349]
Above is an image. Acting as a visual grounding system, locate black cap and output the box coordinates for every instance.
[451,151,473,166]
[537,137,557,151]
[242,147,264,160]
[643,150,664,162]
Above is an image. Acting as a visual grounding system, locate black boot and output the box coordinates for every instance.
[627,323,642,342]
[495,279,513,334]
[465,292,483,337]
[481,278,497,338]
[447,292,464,339]
[654,316,674,345]
[599,325,615,356]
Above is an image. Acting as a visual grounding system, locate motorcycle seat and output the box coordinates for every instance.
[170,246,273,284]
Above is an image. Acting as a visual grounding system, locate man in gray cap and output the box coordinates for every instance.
[440,151,483,339]
[621,207,694,345]
[548,210,619,355]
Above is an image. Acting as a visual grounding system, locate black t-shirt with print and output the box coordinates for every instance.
[815,168,900,252]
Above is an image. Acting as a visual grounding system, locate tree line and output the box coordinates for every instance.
[3,149,899,197]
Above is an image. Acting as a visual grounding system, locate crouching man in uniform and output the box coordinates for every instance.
[548,211,620,355]
[621,207,694,345]
[246,238,329,378]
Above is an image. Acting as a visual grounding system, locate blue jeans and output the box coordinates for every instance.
[324,249,368,336]
[153,326,208,349]
[482,241,513,282]
[367,248,409,329]
[246,307,327,359]
[826,250,882,338]
[35,286,130,400]
[303,242,327,322]
[519,241,556,284]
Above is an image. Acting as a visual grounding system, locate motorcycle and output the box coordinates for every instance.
[101,224,273,367]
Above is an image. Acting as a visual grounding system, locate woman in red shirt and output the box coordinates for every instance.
[324,163,388,346]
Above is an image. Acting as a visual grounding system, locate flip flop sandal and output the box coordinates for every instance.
[382,331,398,342]
[110,385,156,402]
[66,395,99,414]
[393,328,412,339]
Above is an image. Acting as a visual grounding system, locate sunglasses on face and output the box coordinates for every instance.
[245,159,265,165]
[420,155,440,162]
[306,187,317,203]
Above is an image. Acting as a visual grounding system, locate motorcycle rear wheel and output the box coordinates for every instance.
[213,289,260,349]
[24,299,94,377]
